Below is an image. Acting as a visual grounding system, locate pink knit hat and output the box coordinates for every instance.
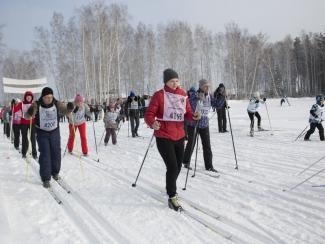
[74,94,84,103]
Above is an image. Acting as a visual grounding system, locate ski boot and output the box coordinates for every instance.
[250,129,254,137]
[42,180,51,188]
[207,167,218,173]
[258,126,265,131]
[52,174,60,181]
[168,196,183,212]
[183,164,192,170]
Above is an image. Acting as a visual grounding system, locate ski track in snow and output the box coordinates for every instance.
[1,97,325,243]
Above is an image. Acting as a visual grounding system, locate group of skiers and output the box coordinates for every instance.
[1,67,324,211]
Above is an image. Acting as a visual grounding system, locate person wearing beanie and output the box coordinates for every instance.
[25,86,74,188]
[163,68,179,83]
[144,68,201,211]
[126,90,141,137]
[183,79,217,173]
[16,91,38,159]
[213,83,228,132]
[67,94,92,156]
[11,98,22,150]
[103,101,121,146]
[304,95,325,141]
[247,91,267,137]
[2,102,11,139]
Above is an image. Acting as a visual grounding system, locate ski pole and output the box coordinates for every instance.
[92,118,99,162]
[98,129,105,147]
[62,141,69,158]
[293,125,309,142]
[226,105,239,170]
[297,155,325,176]
[131,133,155,187]
[183,122,200,190]
[285,97,291,106]
[25,119,33,180]
[191,133,200,178]
[283,167,325,192]
[264,101,274,136]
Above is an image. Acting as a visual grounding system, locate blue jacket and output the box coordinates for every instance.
[186,90,212,129]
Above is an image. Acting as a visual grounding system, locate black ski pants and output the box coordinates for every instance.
[129,113,139,137]
[183,126,213,170]
[304,123,325,141]
[104,128,117,145]
[13,124,21,149]
[36,128,61,182]
[156,137,185,198]
[248,111,261,130]
[217,108,227,132]
[3,122,10,138]
[21,123,37,157]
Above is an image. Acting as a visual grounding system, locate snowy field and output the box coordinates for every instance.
[1,97,325,244]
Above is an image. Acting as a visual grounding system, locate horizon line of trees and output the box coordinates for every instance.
[1,1,325,103]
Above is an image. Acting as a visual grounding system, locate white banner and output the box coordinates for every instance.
[2,77,47,94]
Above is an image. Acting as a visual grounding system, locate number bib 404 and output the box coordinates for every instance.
[162,90,186,122]
[39,106,58,131]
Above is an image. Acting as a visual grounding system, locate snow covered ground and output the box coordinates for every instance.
[1,97,325,244]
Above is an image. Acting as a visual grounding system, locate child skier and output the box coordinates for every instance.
[67,94,91,156]
[304,95,324,141]
[103,102,120,146]
[247,92,266,137]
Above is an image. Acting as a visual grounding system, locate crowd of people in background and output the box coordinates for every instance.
[1,68,323,211]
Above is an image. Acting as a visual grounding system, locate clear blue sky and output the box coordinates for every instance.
[1,0,325,51]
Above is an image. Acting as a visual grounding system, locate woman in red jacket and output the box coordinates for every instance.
[18,91,37,159]
[144,68,200,211]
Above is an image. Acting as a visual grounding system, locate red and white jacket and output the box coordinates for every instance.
[145,85,194,141]
[16,91,35,125]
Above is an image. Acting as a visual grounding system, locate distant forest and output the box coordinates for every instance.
[1,2,325,102]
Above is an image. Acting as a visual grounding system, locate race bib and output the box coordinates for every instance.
[107,112,118,123]
[162,90,186,122]
[73,107,85,125]
[200,95,211,117]
[130,101,138,110]
[22,103,31,118]
[14,110,22,121]
[39,106,58,131]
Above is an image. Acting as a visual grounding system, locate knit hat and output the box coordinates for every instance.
[41,87,53,98]
[74,94,84,103]
[24,91,34,102]
[219,83,224,88]
[254,91,260,99]
[199,79,209,88]
[189,86,196,93]
[108,102,115,109]
[129,91,135,97]
[163,68,179,83]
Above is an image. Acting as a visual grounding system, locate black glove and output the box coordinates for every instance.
[67,102,74,111]
[263,97,266,102]
[73,106,79,113]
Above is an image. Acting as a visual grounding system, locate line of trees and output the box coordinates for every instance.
[1,2,325,103]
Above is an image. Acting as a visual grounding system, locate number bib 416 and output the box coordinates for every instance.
[39,106,58,131]
[162,90,186,122]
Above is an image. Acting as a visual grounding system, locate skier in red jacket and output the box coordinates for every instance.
[17,91,38,159]
[145,68,201,211]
